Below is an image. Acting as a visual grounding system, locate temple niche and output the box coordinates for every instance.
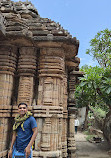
[0,0,83,158]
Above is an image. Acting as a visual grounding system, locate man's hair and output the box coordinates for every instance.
[18,102,28,108]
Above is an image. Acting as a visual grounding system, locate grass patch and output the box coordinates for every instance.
[86,135,96,141]
[84,130,96,141]
[83,130,89,135]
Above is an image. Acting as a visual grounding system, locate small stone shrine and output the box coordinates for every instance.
[0,0,83,157]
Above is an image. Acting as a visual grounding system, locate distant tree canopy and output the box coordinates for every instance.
[86,28,111,68]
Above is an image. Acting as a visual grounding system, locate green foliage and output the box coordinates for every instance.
[84,130,89,135]
[75,28,111,133]
[86,135,96,142]
[90,106,107,118]
[97,68,111,106]
[86,29,111,68]
[75,28,111,123]
[84,130,96,141]
[75,66,111,110]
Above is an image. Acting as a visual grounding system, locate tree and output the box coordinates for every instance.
[76,28,111,146]
[85,28,111,109]
[86,29,111,68]
[75,66,106,107]
[75,66,111,145]
[75,66,108,129]
[97,68,111,109]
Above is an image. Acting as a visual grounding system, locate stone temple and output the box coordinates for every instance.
[0,0,83,157]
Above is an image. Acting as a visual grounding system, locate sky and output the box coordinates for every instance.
[14,0,111,67]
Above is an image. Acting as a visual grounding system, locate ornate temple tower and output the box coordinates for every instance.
[0,0,83,157]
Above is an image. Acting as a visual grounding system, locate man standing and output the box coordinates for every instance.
[75,118,79,134]
[8,103,38,158]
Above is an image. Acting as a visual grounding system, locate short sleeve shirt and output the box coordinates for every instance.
[15,116,37,152]
[75,119,79,126]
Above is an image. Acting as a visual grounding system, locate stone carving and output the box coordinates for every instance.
[0,0,83,157]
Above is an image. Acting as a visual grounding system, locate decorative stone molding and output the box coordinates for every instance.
[18,47,37,77]
[33,105,63,118]
[17,47,37,105]
[33,150,62,158]
[0,14,6,36]
[0,150,8,158]
[0,45,17,105]
[0,105,11,117]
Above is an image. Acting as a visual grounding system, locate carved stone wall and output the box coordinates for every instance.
[33,47,66,157]
[0,45,17,158]
[0,0,83,157]
[17,47,37,105]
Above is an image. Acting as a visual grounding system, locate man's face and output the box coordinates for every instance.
[18,104,28,117]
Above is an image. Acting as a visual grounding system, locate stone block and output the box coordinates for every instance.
[33,150,62,158]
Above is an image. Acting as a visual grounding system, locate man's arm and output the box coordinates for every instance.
[8,131,16,158]
[25,127,38,158]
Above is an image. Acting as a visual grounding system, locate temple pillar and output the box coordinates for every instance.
[67,62,84,157]
[66,58,80,158]
[62,75,68,158]
[67,73,77,158]
[33,46,67,158]
[17,47,37,106]
[68,113,76,157]
[0,45,17,157]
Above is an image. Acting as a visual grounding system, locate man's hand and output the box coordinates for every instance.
[8,149,12,158]
[25,146,31,158]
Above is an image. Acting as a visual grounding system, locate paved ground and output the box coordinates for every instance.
[75,131,111,158]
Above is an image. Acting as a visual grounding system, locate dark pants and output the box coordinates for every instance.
[75,126,78,133]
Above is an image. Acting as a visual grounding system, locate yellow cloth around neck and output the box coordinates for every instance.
[13,111,32,131]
